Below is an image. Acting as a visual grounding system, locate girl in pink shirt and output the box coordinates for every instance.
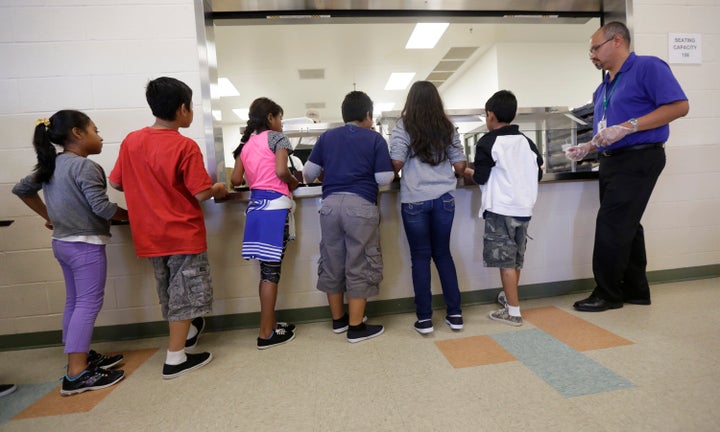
[231,97,299,349]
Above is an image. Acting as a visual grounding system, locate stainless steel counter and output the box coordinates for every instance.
[216,171,598,202]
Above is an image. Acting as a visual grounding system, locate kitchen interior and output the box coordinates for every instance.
[205,9,605,189]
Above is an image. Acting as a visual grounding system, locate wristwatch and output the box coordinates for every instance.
[628,118,639,133]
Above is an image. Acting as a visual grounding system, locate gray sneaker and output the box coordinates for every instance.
[488,308,523,327]
[497,291,507,307]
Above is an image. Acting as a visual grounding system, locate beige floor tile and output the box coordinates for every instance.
[1,278,718,432]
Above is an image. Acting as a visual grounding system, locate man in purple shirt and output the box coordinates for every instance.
[567,21,689,312]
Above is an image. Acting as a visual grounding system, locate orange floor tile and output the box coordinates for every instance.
[523,306,634,351]
[13,348,158,419]
[435,335,516,368]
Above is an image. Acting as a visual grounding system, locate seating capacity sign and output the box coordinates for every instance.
[668,33,701,64]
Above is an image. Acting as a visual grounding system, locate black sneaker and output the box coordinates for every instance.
[276,322,295,332]
[0,384,17,398]
[87,350,124,369]
[257,328,296,350]
[185,316,206,350]
[332,313,368,334]
[347,323,384,343]
[445,315,464,331]
[61,367,125,396]
[162,352,213,380]
[414,319,434,334]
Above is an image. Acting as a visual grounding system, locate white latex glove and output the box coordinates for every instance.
[591,124,633,148]
[565,142,594,161]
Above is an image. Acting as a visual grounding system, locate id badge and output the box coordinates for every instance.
[598,118,607,131]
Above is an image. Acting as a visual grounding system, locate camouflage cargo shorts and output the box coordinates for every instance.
[483,211,530,269]
[149,252,213,321]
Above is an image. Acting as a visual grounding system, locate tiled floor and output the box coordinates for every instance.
[1,278,719,431]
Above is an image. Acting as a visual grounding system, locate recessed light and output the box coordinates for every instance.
[384,72,416,90]
[232,108,248,120]
[374,103,396,117]
[216,77,239,97]
[406,23,449,49]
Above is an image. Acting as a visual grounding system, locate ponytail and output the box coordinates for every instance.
[232,97,283,159]
[31,110,91,183]
[32,121,56,183]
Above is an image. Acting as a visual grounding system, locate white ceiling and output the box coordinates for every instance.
[212,18,600,126]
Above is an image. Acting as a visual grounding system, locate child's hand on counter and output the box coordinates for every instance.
[211,182,229,200]
[288,175,300,191]
[462,168,475,185]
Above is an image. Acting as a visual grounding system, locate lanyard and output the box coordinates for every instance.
[601,72,622,120]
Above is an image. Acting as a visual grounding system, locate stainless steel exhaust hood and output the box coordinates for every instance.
[207,0,603,15]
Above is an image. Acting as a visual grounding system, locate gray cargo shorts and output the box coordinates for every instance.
[316,193,383,299]
[149,251,213,321]
[483,211,530,269]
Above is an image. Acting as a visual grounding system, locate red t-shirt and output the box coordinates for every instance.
[109,127,212,257]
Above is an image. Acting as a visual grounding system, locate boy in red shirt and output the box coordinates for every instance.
[110,77,227,379]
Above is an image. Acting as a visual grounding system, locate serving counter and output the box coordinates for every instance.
[218,169,598,202]
[202,173,600,326]
[207,105,601,322]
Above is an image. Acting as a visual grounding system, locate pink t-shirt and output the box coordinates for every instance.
[240,130,292,197]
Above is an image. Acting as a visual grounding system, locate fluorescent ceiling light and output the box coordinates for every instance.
[384,72,416,90]
[374,103,396,117]
[217,77,239,97]
[405,23,449,49]
[232,108,248,121]
[212,110,222,121]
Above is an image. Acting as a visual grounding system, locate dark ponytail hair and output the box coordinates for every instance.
[32,110,91,183]
[232,97,283,159]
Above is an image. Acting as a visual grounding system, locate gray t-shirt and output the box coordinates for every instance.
[13,153,118,238]
[389,119,466,203]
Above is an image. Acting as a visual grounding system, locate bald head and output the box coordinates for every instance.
[589,21,632,75]
[601,21,631,47]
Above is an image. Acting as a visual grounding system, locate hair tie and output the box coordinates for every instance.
[35,118,51,128]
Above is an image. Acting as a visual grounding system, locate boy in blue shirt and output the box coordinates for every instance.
[303,91,394,342]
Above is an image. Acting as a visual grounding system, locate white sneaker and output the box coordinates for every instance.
[497,291,507,307]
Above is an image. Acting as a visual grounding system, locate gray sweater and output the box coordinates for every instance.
[389,119,466,203]
[13,153,118,238]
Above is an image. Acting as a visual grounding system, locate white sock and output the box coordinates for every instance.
[186,324,198,340]
[507,305,521,317]
[166,349,187,366]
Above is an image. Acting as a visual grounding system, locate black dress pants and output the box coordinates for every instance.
[591,147,666,302]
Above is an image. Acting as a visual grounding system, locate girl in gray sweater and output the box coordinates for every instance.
[13,110,128,395]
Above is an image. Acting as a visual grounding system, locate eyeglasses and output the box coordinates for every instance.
[589,37,614,55]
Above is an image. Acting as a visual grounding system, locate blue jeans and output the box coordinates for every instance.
[401,193,461,320]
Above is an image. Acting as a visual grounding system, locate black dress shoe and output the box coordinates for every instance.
[573,295,623,312]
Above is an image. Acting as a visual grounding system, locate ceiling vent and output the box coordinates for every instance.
[298,68,325,79]
[443,47,478,60]
[425,47,478,87]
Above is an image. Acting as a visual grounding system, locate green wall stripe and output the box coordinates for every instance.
[1,264,718,351]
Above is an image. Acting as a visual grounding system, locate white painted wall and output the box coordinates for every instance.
[0,0,205,335]
[441,45,500,109]
[631,0,720,270]
[496,42,598,108]
[0,1,718,337]
[442,42,599,110]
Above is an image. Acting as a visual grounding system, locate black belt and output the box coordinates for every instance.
[601,142,665,157]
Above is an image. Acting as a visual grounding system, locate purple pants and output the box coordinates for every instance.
[52,239,107,354]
